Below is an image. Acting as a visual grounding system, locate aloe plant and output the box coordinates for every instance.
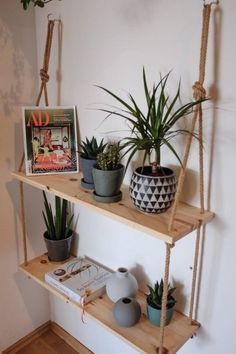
[146,279,176,310]
[79,136,107,160]
[97,68,207,175]
[42,191,73,240]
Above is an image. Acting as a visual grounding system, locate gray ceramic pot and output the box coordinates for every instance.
[44,230,73,262]
[80,156,96,189]
[92,165,124,203]
[113,297,141,327]
[146,303,175,326]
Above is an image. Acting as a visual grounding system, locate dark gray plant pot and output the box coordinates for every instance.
[44,230,73,262]
[92,165,124,203]
[129,166,177,214]
[113,297,141,327]
[146,303,175,326]
[80,156,96,189]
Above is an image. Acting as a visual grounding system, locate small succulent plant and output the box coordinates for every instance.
[96,142,121,171]
[146,279,176,310]
[79,136,107,160]
[42,191,73,240]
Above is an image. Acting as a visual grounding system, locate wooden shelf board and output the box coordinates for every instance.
[20,254,200,354]
[12,172,214,244]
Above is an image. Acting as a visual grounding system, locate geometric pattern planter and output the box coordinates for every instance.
[129,166,177,214]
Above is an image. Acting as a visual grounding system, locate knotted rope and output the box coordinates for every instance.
[168,4,212,232]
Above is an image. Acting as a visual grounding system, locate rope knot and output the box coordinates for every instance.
[192,81,206,100]
[40,69,50,83]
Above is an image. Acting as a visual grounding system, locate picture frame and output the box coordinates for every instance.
[22,106,79,176]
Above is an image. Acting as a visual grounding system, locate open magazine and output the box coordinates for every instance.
[22,106,79,176]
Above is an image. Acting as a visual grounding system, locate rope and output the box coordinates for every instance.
[35,20,55,106]
[168,4,212,232]
[19,19,56,265]
[158,243,174,354]
[189,224,201,323]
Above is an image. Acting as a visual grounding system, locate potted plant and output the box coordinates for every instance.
[97,69,207,213]
[79,136,107,189]
[42,191,74,262]
[20,0,61,10]
[146,279,176,326]
[92,142,124,203]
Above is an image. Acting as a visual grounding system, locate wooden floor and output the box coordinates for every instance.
[15,329,86,354]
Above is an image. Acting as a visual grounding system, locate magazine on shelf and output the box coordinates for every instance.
[22,106,79,176]
[45,257,112,305]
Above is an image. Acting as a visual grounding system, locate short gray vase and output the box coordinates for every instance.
[80,156,96,190]
[92,165,124,203]
[44,231,73,262]
[113,297,141,327]
[106,267,138,303]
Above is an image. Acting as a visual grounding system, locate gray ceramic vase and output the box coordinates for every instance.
[113,297,141,327]
[44,231,73,262]
[106,267,138,303]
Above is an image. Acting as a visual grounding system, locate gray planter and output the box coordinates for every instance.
[44,230,73,262]
[129,166,177,213]
[92,165,124,203]
[146,303,175,326]
[80,156,96,189]
[113,297,141,327]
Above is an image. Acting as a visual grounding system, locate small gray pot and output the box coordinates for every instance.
[80,156,96,189]
[113,297,141,327]
[92,165,124,203]
[44,230,73,262]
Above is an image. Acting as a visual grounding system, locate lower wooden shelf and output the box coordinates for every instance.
[19,254,200,354]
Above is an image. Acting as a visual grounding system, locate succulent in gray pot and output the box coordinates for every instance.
[79,136,107,190]
[42,191,74,262]
[146,279,176,327]
[97,68,207,213]
[92,142,124,203]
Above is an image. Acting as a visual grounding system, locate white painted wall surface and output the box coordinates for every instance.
[1,0,235,353]
[0,1,50,351]
[34,1,236,353]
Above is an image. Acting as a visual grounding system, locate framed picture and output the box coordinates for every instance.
[22,106,79,176]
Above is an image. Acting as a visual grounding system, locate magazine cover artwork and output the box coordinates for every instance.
[22,106,79,176]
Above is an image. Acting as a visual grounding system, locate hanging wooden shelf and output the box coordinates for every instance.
[12,171,214,245]
[20,253,200,354]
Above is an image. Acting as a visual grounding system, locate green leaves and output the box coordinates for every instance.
[42,191,73,240]
[146,278,176,310]
[21,0,59,10]
[96,142,121,171]
[79,136,107,159]
[97,68,208,171]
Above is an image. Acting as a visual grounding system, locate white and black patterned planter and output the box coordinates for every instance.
[129,166,177,214]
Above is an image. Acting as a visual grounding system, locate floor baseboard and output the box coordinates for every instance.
[2,321,51,354]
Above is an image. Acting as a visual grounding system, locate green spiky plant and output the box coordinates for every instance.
[146,279,176,310]
[97,68,207,175]
[20,0,61,10]
[95,142,121,171]
[79,136,107,160]
[42,191,73,240]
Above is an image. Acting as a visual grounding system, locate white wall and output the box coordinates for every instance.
[0,1,50,351]
[2,0,235,353]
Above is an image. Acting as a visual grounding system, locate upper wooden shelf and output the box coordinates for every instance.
[20,254,200,354]
[12,171,214,244]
